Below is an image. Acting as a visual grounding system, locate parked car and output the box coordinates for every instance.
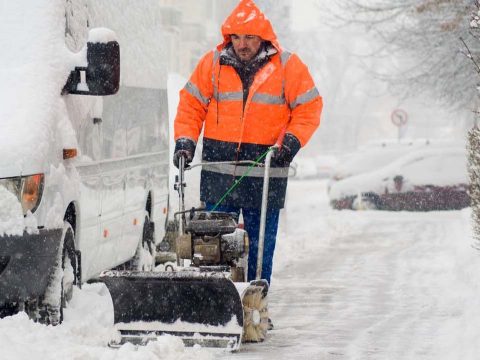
[315,155,338,179]
[329,147,469,211]
[330,140,431,183]
[290,155,338,180]
[291,157,319,179]
[328,139,464,193]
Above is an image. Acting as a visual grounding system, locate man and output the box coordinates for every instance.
[174,0,322,288]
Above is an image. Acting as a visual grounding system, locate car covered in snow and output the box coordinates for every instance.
[315,154,338,179]
[327,139,465,192]
[329,147,469,211]
[290,155,338,180]
[291,157,318,179]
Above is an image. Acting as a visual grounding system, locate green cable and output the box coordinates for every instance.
[211,148,273,212]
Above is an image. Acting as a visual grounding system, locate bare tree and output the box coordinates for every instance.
[335,0,478,110]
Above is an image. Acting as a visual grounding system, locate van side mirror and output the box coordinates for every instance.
[63,28,120,96]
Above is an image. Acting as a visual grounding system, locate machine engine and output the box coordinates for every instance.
[176,211,249,279]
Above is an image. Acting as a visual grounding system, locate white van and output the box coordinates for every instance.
[0,0,170,324]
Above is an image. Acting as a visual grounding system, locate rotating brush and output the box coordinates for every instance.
[242,285,269,342]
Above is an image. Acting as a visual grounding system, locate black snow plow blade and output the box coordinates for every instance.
[99,270,244,351]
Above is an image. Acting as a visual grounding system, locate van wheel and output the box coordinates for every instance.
[130,212,156,271]
[35,222,77,325]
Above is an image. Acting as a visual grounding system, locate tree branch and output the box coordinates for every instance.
[460,36,480,74]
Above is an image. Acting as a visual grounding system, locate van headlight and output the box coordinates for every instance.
[0,174,44,214]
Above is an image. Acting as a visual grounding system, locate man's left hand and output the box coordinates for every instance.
[273,133,301,166]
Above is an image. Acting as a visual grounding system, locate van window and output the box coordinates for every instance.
[102,87,168,157]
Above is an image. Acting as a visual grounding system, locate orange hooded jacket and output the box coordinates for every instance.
[174,0,323,209]
[175,0,322,147]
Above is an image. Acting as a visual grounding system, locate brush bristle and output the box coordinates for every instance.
[242,287,269,342]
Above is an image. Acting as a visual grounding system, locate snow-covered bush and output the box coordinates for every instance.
[468,126,480,247]
[467,2,480,247]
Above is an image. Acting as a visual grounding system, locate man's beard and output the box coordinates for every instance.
[238,48,254,61]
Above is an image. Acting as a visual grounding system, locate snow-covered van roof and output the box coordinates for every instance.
[0,0,76,176]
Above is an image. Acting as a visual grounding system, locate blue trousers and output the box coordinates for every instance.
[205,203,280,285]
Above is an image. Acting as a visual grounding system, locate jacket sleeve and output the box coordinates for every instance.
[283,53,323,147]
[174,51,215,142]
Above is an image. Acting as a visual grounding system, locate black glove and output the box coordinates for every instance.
[173,138,196,168]
[273,133,301,166]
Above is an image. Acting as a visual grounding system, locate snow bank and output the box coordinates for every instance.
[0,283,215,360]
[429,208,480,359]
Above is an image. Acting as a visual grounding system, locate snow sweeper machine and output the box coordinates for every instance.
[99,148,279,351]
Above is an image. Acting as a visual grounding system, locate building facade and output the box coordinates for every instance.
[157,0,238,77]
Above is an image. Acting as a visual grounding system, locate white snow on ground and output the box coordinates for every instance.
[220,180,480,359]
[3,179,480,359]
[0,283,214,360]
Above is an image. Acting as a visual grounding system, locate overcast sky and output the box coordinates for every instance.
[291,0,319,31]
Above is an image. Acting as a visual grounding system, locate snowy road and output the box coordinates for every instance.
[3,180,480,359]
[220,180,480,360]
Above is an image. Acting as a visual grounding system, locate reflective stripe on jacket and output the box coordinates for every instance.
[175,49,322,147]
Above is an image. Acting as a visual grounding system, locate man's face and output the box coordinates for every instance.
[231,34,263,62]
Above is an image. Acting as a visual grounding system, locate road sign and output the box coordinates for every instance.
[391,109,408,127]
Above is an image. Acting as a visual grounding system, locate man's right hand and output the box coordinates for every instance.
[173,138,196,168]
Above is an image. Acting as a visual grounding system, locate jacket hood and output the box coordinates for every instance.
[220,0,280,51]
